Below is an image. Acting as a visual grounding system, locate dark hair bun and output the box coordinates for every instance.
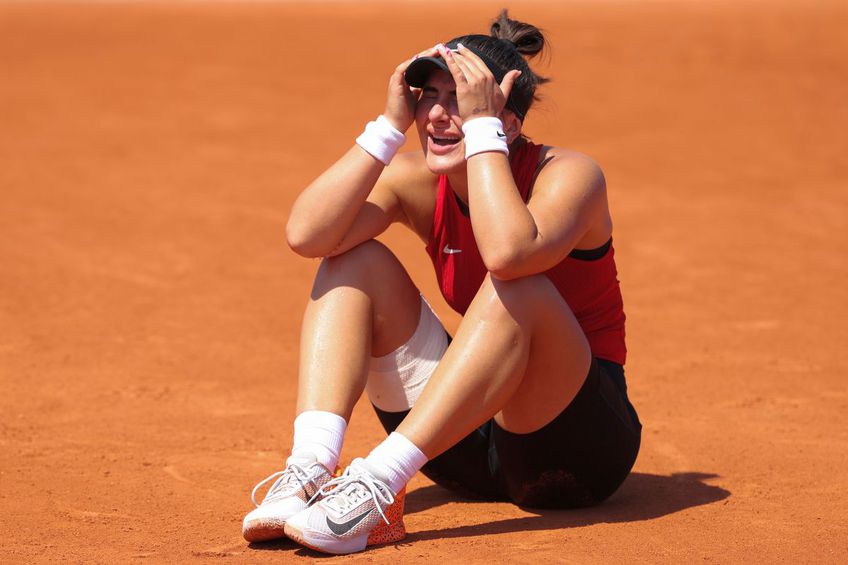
[490,9,546,59]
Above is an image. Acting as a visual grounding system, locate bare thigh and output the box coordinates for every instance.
[480,274,592,434]
[396,272,592,458]
[296,240,423,418]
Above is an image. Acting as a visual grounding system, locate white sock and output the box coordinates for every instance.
[364,432,428,494]
[289,410,347,471]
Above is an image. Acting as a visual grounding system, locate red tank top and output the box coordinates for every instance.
[425,141,627,365]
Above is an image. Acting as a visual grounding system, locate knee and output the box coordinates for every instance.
[478,272,549,297]
[473,272,552,323]
[312,239,415,305]
[318,239,397,279]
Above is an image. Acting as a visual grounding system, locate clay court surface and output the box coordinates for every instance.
[1,0,847,562]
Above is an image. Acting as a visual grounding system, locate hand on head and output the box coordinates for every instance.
[383,43,522,134]
[436,43,521,124]
[383,45,440,132]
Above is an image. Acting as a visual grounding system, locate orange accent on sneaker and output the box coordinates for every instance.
[366,487,407,546]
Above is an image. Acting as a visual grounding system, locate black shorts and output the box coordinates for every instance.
[373,357,642,508]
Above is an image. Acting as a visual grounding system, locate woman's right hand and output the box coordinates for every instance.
[383,46,439,132]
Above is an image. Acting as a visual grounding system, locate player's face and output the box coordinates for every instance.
[415,70,466,174]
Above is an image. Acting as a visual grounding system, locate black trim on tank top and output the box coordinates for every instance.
[453,193,611,261]
[454,193,471,217]
[569,238,612,261]
[526,155,555,202]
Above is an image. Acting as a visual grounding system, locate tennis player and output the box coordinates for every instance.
[243,10,641,555]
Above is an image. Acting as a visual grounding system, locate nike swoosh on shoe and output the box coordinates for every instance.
[326,509,373,535]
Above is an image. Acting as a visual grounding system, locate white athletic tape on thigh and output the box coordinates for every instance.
[461,116,509,159]
[366,298,448,412]
[355,115,406,166]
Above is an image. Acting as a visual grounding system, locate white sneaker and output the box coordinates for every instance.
[242,453,334,542]
[283,458,406,554]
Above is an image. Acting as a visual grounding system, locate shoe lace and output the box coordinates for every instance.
[312,460,395,525]
[250,462,316,507]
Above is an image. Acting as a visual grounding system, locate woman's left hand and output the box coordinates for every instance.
[437,43,521,122]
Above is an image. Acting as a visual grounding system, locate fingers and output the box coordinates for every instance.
[436,43,466,84]
[499,69,522,100]
[441,44,485,85]
[455,43,490,78]
[435,43,523,120]
[452,51,485,84]
[384,45,440,132]
[396,45,439,76]
[416,45,440,58]
[456,43,523,106]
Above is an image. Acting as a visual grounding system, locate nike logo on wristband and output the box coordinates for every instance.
[326,509,373,535]
[496,131,507,138]
[443,245,462,255]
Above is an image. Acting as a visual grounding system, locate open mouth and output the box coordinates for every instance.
[430,134,461,147]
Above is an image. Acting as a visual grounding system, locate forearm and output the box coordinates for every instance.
[286,145,386,257]
[466,152,540,274]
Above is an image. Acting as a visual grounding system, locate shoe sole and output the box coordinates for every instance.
[284,523,355,555]
[283,515,406,554]
[243,518,288,543]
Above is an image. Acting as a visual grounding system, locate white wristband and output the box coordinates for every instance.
[356,115,406,166]
[461,117,509,159]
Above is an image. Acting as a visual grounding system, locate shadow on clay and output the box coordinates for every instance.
[246,472,729,554]
[404,471,730,541]
[246,538,300,552]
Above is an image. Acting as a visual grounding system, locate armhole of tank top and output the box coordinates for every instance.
[528,147,613,261]
[525,151,556,203]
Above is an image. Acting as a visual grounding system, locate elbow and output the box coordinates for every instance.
[488,265,525,281]
[481,228,540,280]
[483,251,527,281]
[285,221,329,258]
